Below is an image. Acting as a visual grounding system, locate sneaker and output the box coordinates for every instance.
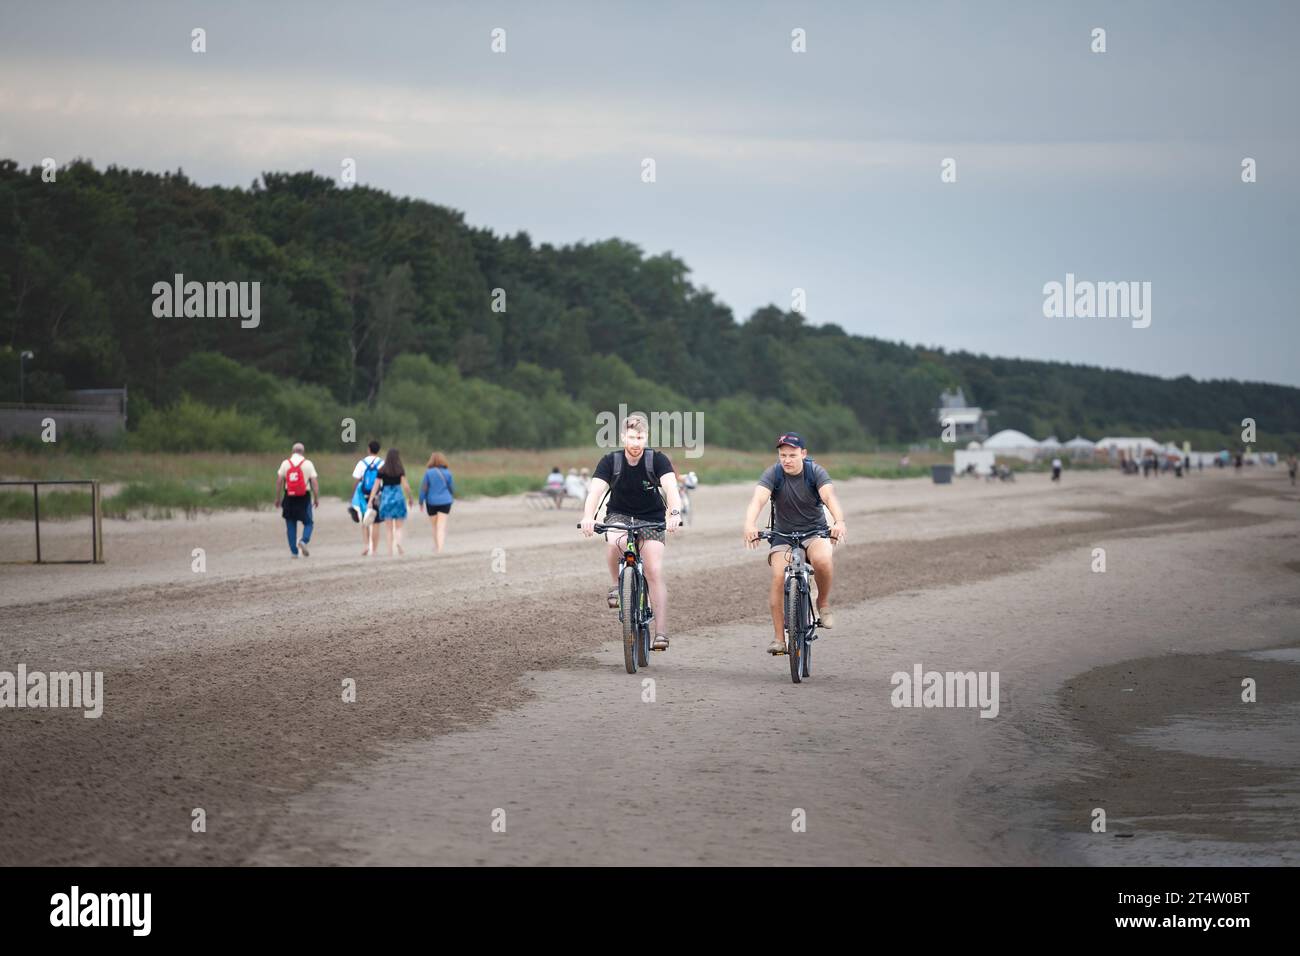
[817,606,834,628]
[768,637,786,655]
[290,552,299,559]
[299,541,310,557]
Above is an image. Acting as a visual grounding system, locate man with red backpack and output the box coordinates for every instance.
[275,442,320,558]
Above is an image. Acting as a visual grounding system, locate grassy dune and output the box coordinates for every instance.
[1,446,962,519]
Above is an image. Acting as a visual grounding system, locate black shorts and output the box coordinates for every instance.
[425,502,452,515]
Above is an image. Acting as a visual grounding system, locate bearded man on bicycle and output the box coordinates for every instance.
[743,432,847,655]
[580,414,683,650]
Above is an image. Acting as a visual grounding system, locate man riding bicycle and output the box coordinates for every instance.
[580,414,683,650]
[743,432,847,655]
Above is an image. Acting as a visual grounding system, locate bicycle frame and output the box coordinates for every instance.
[614,529,648,629]
[779,538,818,648]
[760,528,831,658]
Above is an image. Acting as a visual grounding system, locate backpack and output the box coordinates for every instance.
[361,457,382,494]
[285,457,308,496]
[601,449,662,513]
[768,458,820,528]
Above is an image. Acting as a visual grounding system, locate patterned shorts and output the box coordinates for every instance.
[604,512,666,545]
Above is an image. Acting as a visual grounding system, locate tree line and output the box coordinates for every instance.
[1,159,1296,452]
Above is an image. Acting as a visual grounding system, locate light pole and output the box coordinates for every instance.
[19,351,33,404]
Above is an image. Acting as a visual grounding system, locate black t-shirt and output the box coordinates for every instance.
[379,469,404,487]
[593,449,674,520]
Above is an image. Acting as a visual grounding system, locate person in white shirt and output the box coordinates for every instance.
[351,440,385,555]
[1051,457,1063,482]
[275,442,320,557]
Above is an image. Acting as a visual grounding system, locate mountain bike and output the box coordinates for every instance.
[759,528,831,684]
[582,520,666,674]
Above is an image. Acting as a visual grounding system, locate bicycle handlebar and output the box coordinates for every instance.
[757,528,833,546]
[578,520,668,533]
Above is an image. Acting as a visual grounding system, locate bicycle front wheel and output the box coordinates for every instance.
[621,569,638,674]
[786,579,805,684]
[636,574,650,668]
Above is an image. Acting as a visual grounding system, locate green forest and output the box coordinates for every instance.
[2,158,1297,453]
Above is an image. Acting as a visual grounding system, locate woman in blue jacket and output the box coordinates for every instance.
[419,451,456,554]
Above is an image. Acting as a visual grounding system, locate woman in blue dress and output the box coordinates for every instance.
[366,448,415,556]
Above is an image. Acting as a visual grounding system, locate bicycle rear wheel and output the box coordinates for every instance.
[621,569,638,674]
[786,580,805,684]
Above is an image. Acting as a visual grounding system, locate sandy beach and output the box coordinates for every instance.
[1,467,1296,865]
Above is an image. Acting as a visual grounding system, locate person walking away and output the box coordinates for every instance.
[351,440,384,555]
[367,448,414,556]
[1051,456,1062,482]
[1287,454,1297,487]
[276,442,319,558]
[419,451,455,554]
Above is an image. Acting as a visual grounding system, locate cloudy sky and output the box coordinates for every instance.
[2,0,1297,387]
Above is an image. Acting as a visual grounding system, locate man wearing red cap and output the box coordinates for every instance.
[743,432,847,655]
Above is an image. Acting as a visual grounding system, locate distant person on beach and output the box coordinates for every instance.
[1288,454,1297,487]
[351,440,384,555]
[1051,457,1062,482]
[418,451,455,554]
[545,465,565,508]
[564,467,587,501]
[275,442,319,558]
[367,448,414,556]
[1235,452,1244,473]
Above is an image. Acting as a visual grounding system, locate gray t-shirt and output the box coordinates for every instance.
[758,461,831,533]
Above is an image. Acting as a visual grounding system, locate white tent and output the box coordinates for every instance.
[1039,435,1062,447]
[985,429,1038,448]
[1097,436,1161,459]
[1064,435,1096,460]
[984,429,1039,462]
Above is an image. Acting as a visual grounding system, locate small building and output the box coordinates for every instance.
[0,386,127,440]
[935,388,992,442]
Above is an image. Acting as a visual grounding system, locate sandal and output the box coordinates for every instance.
[652,633,669,651]
[606,587,620,609]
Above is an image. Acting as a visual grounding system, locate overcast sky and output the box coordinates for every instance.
[2,0,1297,387]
